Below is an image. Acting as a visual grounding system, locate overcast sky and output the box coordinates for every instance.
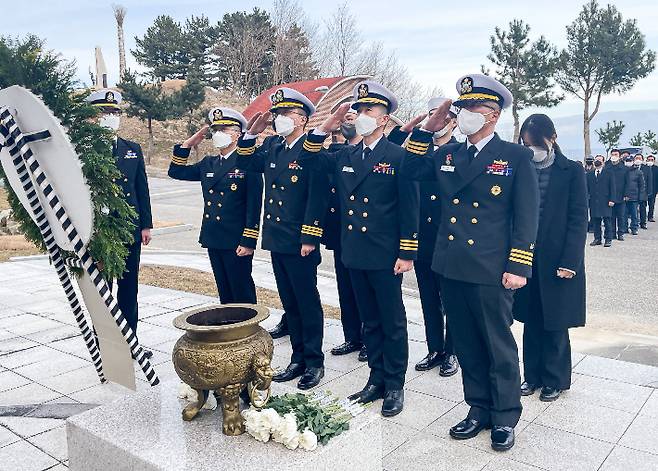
[3,0,658,122]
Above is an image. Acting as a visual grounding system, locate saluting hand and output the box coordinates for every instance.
[394,258,413,275]
[301,244,315,257]
[319,103,351,134]
[247,111,272,135]
[182,125,209,149]
[236,246,254,257]
[421,99,453,133]
[502,272,526,290]
[400,113,427,133]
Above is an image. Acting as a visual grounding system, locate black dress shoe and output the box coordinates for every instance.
[641,224,648,230]
[449,418,491,440]
[381,390,404,417]
[589,239,602,246]
[539,386,561,402]
[331,341,362,356]
[268,318,289,339]
[357,345,368,362]
[439,354,459,377]
[520,381,539,396]
[649,218,655,222]
[297,367,324,390]
[632,230,638,235]
[415,351,444,371]
[604,240,612,247]
[491,426,515,451]
[272,363,305,383]
[617,235,625,241]
[347,384,385,403]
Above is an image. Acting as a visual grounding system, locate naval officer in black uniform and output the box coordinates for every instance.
[87,89,153,357]
[402,74,539,451]
[325,103,367,362]
[387,97,459,377]
[237,88,329,390]
[168,107,263,304]
[302,80,419,417]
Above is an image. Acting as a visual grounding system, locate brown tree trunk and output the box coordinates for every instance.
[583,99,591,159]
[146,117,153,165]
[113,5,127,80]
[512,103,520,143]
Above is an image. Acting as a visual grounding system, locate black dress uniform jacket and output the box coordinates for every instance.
[322,142,347,250]
[301,133,420,270]
[625,166,646,201]
[114,137,153,240]
[236,134,329,254]
[513,151,588,330]
[402,130,539,286]
[586,167,616,218]
[168,145,263,250]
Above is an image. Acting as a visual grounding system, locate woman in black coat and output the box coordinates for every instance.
[513,114,588,402]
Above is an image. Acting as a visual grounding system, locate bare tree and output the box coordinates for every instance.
[112,4,127,79]
[321,2,360,76]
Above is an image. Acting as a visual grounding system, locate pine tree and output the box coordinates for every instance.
[0,35,134,279]
[132,15,186,81]
[629,132,644,147]
[482,19,562,141]
[595,120,625,153]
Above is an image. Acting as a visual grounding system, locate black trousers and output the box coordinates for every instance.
[207,248,256,304]
[522,277,572,390]
[349,268,408,391]
[639,200,648,226]
[612,202,626,237]
[441,277,521,427]
[116,240,141,336]
[649,194,656,220]
[333,246,362,344]
[271,251,324,368]
[415,260,452,354]
[592,216,614,242]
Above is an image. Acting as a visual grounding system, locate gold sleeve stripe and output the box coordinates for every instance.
[400,246,418,251]
[400,242,419,247]
[511,248,534,257]
[236,146,256,155]
[509,256,533,266]
[301,225,323,233]
[303,142,323,153]
[510,253,533,262]
[407,147,428,155]
[400,239,419,244]
[242,231,259,239]
[406,141,430,149]
[171,157,187,165]
[243,228,259,234]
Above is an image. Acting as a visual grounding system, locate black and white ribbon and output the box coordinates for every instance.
[0,107,159,386]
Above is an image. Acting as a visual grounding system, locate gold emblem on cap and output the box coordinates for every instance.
[460,77,474,94]
[213,109,223,121]
[491,185,502,196]
[105,91,115,103]
[231,183,237,191]
[291,175,298,183]
[272,89,285,104]
[358,83,369,98]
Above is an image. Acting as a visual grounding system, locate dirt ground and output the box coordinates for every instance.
[139,264,341,320]
[0,188,9,211]
[0,235,41,262]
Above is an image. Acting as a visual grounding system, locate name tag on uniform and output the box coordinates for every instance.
[342,166,355,173]
[124,150,138,159]
[440,165,455,172]
[205,172,214,177]
[270,162,276,168]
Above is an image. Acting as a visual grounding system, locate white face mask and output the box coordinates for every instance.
[648,161,655,166]
[274,115,295,137]
[99,114,120,131]
[625,161,634,167]
[610,155,620,163]
[529,146,548,162]
[433,124,452,140]
[212,131,233,150]
[457,108,493,136]
[635,160,643,166]
[354,114,380,137]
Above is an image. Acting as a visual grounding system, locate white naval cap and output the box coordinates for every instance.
[269,87,316,116]
[351,80,398,114]
[331,100,357,115]
[453,74,513,110]
[208,107,248,130]
[427,97,459,116]
[86,89,122,110]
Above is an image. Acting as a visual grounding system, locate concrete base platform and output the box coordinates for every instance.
[66,381,382,471]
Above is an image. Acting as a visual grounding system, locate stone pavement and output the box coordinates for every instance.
[1,258,658,470]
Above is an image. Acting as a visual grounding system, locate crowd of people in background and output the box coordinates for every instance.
[584,150,657,247]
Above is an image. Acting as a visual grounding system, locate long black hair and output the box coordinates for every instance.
[518,114,561,153]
